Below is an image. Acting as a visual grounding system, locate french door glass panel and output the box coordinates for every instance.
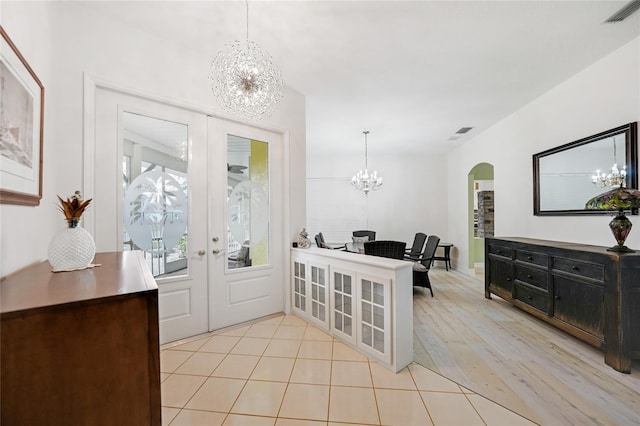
[122,112,190,279]
[227,135,269,270]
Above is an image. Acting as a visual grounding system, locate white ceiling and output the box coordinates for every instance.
[83,1,640,154]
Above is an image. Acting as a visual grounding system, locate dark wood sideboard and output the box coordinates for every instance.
[485,237,640,373]
[1,251,161,425]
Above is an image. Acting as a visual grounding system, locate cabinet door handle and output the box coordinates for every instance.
[527,296,533,300]
[527,256,533,260]
[527,274,533,279]
[571,266,578,270]
[554,296,561,300]
[506,278,511,282]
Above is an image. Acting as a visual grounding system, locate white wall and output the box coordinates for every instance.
[306,150,448,247]
[0,2,306,276]
[448,36,640,274]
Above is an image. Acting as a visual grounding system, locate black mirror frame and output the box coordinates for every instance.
[533,122,638,216]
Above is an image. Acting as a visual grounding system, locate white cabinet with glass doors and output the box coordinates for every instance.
[290,248,412,372]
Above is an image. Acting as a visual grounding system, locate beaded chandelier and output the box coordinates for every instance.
[210,1,283,120]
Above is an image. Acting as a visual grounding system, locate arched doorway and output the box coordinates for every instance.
[468,163,494,277]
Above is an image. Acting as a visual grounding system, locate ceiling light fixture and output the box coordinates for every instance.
[352,131,383,194]
[210,0,284,120]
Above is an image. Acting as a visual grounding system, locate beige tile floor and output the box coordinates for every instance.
[161,314,536,426]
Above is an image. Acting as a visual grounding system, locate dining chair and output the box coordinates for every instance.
[411,235,440,296]
[363,240,406,260]
[315,232,346,250]
[228,241,250,268]
[404,232,427,260]
[353,230,376,241]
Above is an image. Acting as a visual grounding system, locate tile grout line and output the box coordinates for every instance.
[226,318,286,420]
[274,320,308,421]
[409,363,437,426]
[368,359,383,426]
[461,387,489,426]
[326,336,334,423]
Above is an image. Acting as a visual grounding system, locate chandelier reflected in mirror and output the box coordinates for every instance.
[352,131,383,194]
[210,0,284,121]
[592,135,627,188]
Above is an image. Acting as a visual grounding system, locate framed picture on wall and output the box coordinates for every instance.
[0,26,44,206]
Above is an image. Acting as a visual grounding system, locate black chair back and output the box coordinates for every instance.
[353,230,376,241]
[406,232,427,259]
[363,240,406,260]
[421,235,441,269]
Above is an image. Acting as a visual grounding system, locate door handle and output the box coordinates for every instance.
[212,237,219,242]
[212,249,221,254]
[197,250,206,256]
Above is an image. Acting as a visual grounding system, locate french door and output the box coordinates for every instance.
[208,118,284,330]
[92,88,209,344]
[90,85,285,343]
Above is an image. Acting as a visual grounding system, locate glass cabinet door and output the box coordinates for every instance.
[359,275,391,363]
[292,259,307,315]
[309,262,329,330]
[332,268,357,345]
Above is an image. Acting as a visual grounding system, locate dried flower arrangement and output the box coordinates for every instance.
[57,191,92,227]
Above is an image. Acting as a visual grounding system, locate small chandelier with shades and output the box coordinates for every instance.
[592,135,627,188]
[352,131,383,194]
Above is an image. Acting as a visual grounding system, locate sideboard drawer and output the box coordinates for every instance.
[515,250,548,268]
[515,264,548,290]
[487,244,513,259]
[552,257,604,282]
[515,283,548,313]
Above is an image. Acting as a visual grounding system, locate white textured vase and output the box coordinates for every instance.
[47,221,96,271]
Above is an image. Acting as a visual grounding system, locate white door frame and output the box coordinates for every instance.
[82,73,293,333]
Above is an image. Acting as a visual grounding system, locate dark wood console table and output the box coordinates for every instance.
[1,251,161,425]
[485,237,640,373]
[433,243,453,270]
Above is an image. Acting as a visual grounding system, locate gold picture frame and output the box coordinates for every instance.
[0,26,44,206]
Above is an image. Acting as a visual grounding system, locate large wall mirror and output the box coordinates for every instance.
[533,122,638,215]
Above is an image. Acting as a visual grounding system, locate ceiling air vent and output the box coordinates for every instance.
[455,127,473,134]
[605,0,640,23]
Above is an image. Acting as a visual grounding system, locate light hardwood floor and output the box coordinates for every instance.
[413,268,640,426]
